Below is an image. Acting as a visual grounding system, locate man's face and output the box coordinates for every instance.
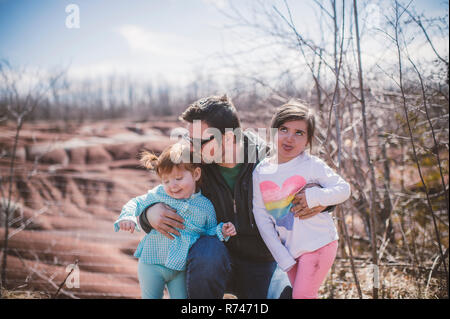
[187,120,225,164]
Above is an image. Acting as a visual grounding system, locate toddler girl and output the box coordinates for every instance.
[252,99,351,299]
[114,143,236,299]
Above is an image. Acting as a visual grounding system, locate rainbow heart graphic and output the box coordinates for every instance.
[259,175,307,223]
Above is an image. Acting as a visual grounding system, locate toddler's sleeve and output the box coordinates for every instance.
[113,186,165,232]
[114,193,147,232]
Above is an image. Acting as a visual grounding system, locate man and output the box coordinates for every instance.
[138,95,328,298]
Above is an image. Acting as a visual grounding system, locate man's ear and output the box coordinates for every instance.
[193,167,201,182]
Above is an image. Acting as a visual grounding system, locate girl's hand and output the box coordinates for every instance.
[222,222,237,237]
[119,220,136,233]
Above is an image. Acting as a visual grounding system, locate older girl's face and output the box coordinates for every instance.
[276,120,309,164]
[161,166,201,199]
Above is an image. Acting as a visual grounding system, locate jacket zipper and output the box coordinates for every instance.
[228,179,240,251]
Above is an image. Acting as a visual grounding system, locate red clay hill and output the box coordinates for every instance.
[0,117,183,298]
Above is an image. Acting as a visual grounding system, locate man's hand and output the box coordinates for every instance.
[295,193,308,209]
[146,203,185,240]
[118,220,136,233]
[291,204,327,219]
[291,183,327,220]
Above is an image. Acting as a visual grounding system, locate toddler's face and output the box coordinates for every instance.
[276,120,309,164]
[161,166,201,199]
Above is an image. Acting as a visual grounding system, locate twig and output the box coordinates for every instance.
[53,259,79,299]
[426,248,449,296]
[7,206,49,240]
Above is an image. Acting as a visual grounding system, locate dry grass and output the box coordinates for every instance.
[1,268,446,299]
[1,288,51,299]
[320,257,448,299]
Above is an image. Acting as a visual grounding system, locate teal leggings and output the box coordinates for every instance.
[137,259,187,299]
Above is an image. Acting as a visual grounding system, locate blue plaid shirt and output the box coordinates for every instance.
[114,185,227,271]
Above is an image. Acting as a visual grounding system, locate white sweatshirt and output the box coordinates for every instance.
[252,151,351,272]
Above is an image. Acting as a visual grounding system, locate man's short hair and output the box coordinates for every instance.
[180,94,241,134]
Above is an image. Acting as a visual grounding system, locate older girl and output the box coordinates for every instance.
[252,99,350,299]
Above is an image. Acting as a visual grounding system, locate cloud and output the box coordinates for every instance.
[202,0,229,9]
[117,24,185,58]
[65,24,218,83]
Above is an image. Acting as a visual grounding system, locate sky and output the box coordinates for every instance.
[0,0,235,83]
[0,0,448,86]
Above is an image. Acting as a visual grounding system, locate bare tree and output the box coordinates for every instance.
[387,0,448,289]
[0,60,66,291]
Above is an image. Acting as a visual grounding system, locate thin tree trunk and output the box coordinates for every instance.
[352,0,379,299]
[331,0,363,299]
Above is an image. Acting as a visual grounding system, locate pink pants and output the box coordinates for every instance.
[287,240,338,299]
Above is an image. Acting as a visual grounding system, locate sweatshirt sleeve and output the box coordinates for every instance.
[252,171,296,272]
[304,157,351,209]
